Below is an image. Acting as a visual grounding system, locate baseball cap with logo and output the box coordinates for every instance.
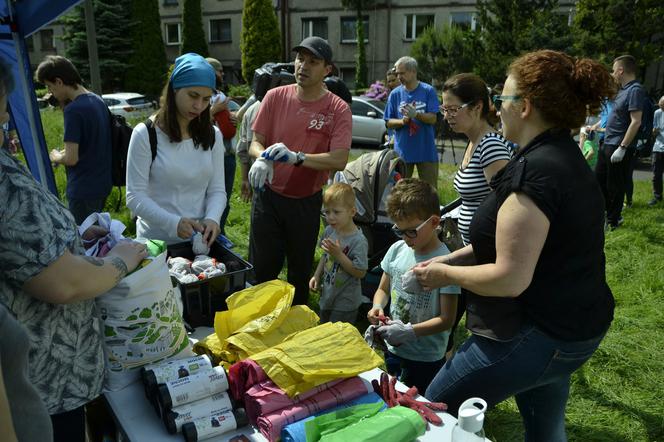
[292,36,333,64]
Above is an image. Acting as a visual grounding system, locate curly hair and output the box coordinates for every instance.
[508,50,617,129]
[386,178,439,222]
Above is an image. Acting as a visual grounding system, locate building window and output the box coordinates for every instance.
[25,35,34,51]
[163,0,178,6]
[165,23,181,45]
[450,12,476,31]
[404,14,434,41]
[40,29,55,51]
[210,18,232,43]
[340,16,369,43]
[301,18,328,40]
[340,67,355,89]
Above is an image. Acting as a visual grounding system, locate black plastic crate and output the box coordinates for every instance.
[167,240,252,327]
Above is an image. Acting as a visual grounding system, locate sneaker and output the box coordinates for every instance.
[609,217,624,231]
[624,201,633,209]
[648,197,662,206]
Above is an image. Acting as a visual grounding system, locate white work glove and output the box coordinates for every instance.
[262,142,297,164]
[610,146,626,163]
[376,320,416,346]
[400,103,418,119]
[401,269,424,294]
[248,157,274,190]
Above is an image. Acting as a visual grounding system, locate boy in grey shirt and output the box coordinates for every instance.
[309,183,368,324]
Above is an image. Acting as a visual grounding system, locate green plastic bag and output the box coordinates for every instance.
[145,239,167,257]
[304,402,384,442]
[315,406,425,442]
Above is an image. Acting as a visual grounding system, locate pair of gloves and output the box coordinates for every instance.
[371,372,448,425]
[248,142,299,190]
[364,315,417,347]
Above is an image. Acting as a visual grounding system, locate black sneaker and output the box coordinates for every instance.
[610,217,624,231]
[648,197,662,206]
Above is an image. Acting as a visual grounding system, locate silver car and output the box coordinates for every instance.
[351,96,386,147]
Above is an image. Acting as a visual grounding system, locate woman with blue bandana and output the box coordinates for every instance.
[126,53,227,245]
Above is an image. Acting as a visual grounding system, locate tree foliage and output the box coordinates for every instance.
[572,0,664,73]
[61,0,133,92]
[124,0,168,98]
[240,0,281,83]
[411,25,481,86]
[341,0,375,93]
[474,0,572,84]
[181,0,208,57]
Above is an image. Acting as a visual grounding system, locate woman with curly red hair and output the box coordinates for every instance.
[415,50,616,440]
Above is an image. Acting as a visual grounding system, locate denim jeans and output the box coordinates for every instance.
[652,151,664,199]
[68,197,107,225]
[425,324,606,442]
[385,351,445,396]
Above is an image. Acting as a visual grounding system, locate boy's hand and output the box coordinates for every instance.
[367,305,384,325]
[321,238,342,259]
[376,320,416,346]
[309,276,320,292]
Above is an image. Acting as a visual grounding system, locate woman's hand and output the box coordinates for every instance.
[81,225,108,242]
[240,179,253,202]
[107,241,148,275]
[177,218,202,240]
[412,255,448,269]
[201,219,221,246]
[412,262,451,292]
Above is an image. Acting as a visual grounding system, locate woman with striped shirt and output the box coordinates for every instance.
[440,73,511,358]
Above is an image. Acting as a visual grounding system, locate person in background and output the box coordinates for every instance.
[248,36,352,306]
[385,56,440,189]
[0,58,147,442]
[596,55,646,229]
[35,55,112,224]
[236,98,261,203]
[126,53,226,246]
[206,57,237,237]
[440,73,511,359]
[649,95,664,206]
[385,67,399,94]
[367,178,459,395]
[310,183,368,324]
[416,50,616,440]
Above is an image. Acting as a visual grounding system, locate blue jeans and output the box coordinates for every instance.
[219,153,236,234]
[425,324,606,442]
[68,197,107,225]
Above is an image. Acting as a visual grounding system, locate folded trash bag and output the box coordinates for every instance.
[245,378,344,424]
[281,392,386,442]
[317,405,426,442]
[304,401,385,442]
[228,359,269,402]
[256,376,369,442]
[250,322,384,397]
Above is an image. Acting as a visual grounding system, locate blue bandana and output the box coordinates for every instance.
[170,53,215,90]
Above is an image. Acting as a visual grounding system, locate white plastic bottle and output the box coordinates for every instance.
[451,397,487,442]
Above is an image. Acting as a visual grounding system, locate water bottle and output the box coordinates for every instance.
[451,397,487,442]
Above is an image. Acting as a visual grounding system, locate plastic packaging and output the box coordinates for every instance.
[142,354,213,397]
[451,397,487,442]
[182,408,248,442]
[157,366,230,410]
[164,391,236,434]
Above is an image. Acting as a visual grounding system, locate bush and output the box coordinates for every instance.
[240,0,281,83]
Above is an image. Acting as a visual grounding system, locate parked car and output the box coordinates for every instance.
[102,92,156,118]
[351,96,386,147]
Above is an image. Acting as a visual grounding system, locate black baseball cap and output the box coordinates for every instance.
[292,36,333,64]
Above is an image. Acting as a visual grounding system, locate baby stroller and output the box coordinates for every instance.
[333,148,405,301]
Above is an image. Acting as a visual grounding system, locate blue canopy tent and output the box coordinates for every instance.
[0,0,84,195]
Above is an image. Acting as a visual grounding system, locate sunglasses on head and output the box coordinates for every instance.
[391,215,435,239]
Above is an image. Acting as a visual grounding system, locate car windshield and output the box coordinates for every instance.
[127,96,149,105]
[366,99,385,111]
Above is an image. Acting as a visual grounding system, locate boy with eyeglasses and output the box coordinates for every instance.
[367,178,459,394]
[309,182,368,324]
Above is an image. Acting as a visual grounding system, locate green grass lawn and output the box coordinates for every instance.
[39,109,664,441]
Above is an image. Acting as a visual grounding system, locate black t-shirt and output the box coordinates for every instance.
[469,128,615,341]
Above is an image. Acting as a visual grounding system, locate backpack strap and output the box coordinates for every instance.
[144,118,158,162]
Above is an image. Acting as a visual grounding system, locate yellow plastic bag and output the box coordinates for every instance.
[214,280,294,342]
[192,333,225,366]
[223,305,320,363]
[251,322,384,397]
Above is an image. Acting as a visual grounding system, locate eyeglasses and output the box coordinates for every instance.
[391,216,434,239]
[440,102,470,117]
[491,95,522,111]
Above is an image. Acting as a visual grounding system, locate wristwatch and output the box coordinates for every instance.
[294,151,306,166]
